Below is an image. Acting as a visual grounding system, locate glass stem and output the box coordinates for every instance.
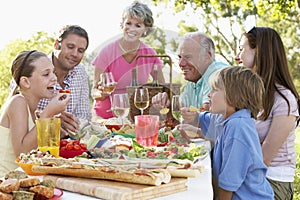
[106,94,113,112]
[121,117,124,128]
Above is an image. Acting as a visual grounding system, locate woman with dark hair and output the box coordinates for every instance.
[236,26,300,199]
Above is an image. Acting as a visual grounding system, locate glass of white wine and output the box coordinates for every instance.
[171,95,188,125]
[100,72,117,112]
[134,87,149,115]
[112,93,130,128]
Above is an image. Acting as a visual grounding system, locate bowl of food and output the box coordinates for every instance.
[16,149,56,176]
[103,117,131,131]
[106,124,123,131]
[59,139,88,158]
[16,158,44,176]
[59,149,87,158]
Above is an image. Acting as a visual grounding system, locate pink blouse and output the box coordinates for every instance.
[92,39,162,119]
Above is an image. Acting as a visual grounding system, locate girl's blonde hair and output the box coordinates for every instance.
[209,66,265,119]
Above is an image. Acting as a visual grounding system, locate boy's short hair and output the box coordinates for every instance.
[209,66,264,118]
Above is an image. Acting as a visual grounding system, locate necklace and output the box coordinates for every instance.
[119,41,140,54]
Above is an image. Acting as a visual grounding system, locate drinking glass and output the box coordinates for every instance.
[100,72,117,112]
[134,88,149,115]
[135,115,159,147]
[36,118,61,157]
[171,95,188,125]
[112,93,130,128]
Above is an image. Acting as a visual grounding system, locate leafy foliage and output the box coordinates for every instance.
[0,32,54,109]
[151,0,300,94]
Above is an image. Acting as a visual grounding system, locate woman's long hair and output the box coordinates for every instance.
[245,27,300,125]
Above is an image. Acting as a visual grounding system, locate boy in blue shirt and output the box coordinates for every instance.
[208,66,274,199]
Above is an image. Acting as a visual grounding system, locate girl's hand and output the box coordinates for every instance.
[40,93,70,118]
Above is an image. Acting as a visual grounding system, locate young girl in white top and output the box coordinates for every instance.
[0,50,69,176]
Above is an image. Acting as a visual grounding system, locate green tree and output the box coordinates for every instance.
[151,0,300,93]
[0,31,54,109]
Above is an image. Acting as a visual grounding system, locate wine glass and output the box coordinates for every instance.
[100,72,117,111]
[134,88,149,115]
[112,93,130,128]
[171,95,188,125]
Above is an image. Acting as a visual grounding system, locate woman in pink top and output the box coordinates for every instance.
[92,1,165,119]
[236,26,300,200]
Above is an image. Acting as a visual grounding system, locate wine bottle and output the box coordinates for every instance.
[152,64,159,87]
[131,68,138,86]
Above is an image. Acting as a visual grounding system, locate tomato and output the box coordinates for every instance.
[147,151,156,158]
[79,143,87,150]
[60,146,66,151]
[73,144,81,150]
[157,142,168,147]
[60,139,68,147]
[65,143,74,150]
[59,89,71,94]
[169,134,174,141]
[73,140,80,145]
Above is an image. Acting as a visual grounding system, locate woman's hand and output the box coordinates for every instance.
[91,86,109,101]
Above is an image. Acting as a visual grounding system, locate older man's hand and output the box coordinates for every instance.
[151,92,170,110]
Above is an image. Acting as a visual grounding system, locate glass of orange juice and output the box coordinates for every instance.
[36,118,60,157]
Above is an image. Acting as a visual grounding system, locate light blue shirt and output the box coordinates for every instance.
[182,61,228,107]
[213,109,274,199]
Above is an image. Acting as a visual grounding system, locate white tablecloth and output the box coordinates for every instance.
[59,141,214,200]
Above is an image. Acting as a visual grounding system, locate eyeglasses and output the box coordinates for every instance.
[248,26,257,38]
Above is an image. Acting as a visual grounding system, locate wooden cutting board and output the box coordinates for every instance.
[44,175,187,200]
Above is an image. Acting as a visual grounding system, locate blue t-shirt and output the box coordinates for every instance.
[182,61,228,107]
[213,109,274,199]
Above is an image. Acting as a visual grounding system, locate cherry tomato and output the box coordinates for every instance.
[73,140,80,145]
[147,151,156,158]
[79,143,87,150]
[169,134,174,141]
[60,139,68,148]
[59,89,71,94]
[65,143,74,150]
[73,144,81,150]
